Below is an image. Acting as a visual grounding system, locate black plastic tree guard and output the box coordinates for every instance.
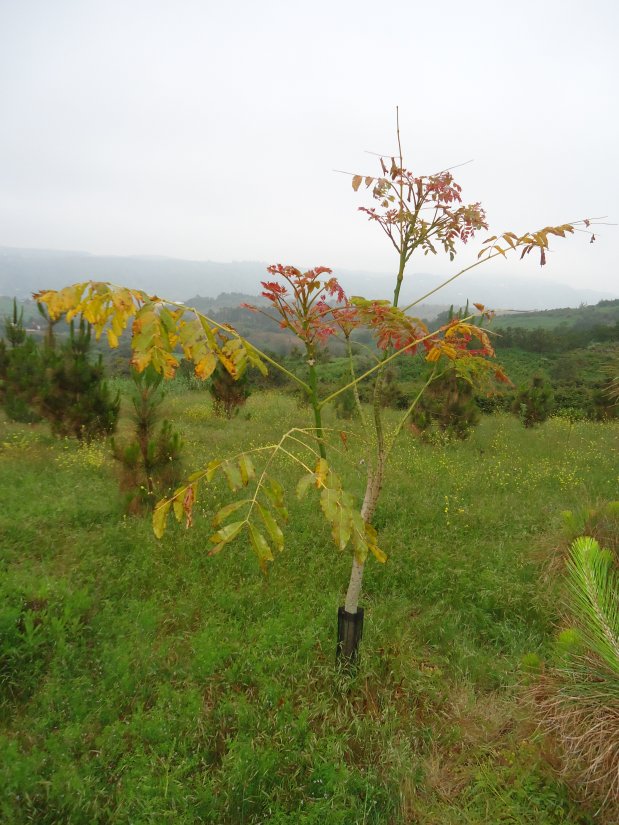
[336,606,364,664]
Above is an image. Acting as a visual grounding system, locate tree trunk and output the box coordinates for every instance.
[337,452,385,663]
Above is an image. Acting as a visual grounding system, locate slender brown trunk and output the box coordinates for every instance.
[343,448,385,614]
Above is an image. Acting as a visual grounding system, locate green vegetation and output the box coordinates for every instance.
[1,393,617,823]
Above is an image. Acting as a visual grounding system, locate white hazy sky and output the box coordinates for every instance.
[0,0,617,294]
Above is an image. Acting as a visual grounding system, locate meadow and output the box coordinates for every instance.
[1,390,618,824]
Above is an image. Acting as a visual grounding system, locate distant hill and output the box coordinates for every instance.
[494,299,619,330]
[0,246,615,310]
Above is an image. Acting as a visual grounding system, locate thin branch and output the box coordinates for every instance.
[386,367,443,457]
[318,315,477,408]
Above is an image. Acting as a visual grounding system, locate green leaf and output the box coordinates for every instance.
[222,461,242,491]
[296,473,315,500]
[199,316,218,349]
[320,486,351,551]
[172,496,184,523]
[209,520,244,546]
[320,484,339,522]
[212,499,249,527]
[263,476,288,520]
[258,503,284,552]
[206,460,221,482]
[238,454,255,485]
[153,499,172,539]
[248,523,274,571]
[208,541,226,557]
[245,342,268,376]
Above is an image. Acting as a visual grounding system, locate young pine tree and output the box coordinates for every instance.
[512,374,555,427]
[39,318,120,440]
[410,366,480,440]
[0,299,42,423]
[4,298,27,349]
[112,367,183,513]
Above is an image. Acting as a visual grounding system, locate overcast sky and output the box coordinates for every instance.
[0,0,617,296]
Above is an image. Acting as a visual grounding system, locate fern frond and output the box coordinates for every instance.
[566,536,619,675]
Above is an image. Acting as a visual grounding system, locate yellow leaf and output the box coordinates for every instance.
[153,499,171,539]
[258,503,284,552]
[315,458,328,488]
[107,328,119,348]
[209,520,244,546]
[296,473,314,500]
[248,523,274,571]
[238,454,255,485]
[195,352,217,380]
[369,543,387,563]
[218,352,237,377]
[172,497,184,523]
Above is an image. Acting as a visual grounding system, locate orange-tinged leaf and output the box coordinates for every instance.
[182,485,195,528]
[352,175,363,192]
[218,352,237,377]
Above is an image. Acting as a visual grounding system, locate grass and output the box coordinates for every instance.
[1,392,618,823]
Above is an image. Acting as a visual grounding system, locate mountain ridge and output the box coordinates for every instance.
[0,245,615,310]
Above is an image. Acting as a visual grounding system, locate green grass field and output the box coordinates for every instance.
[1,392,618,824]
